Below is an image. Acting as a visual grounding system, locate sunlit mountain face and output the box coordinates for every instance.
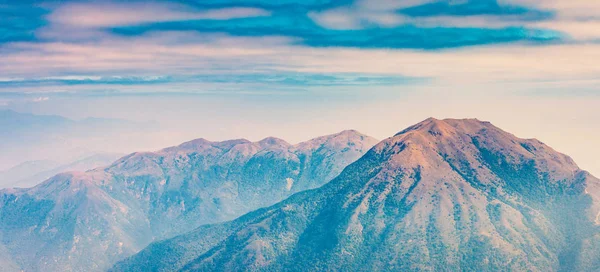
[114,118,600,272]
[1,0,599,272]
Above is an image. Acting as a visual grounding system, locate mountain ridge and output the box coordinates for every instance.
[0,130,378,272]
[113,118,600,272]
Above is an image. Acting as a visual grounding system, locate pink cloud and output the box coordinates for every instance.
[47,2,270,28]
[31,97,50,102]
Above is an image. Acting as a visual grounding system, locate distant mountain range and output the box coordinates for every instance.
[0,110,153,144]
[113,118,600,272]
[0,160,60,187]
[0,130,377,271]
[0,153,125,189]
[0,110,157,173]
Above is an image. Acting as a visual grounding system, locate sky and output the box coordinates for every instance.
[0,0,599,176]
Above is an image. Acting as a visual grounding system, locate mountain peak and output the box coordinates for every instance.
[336,129,361,135]
[295,129,378,152]
[331,129,371,139]
[395,117,492,136]
[379,117,579,186]
[170,138,251,152]
[256,137,290,148]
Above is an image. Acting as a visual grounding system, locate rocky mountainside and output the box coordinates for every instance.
[0,240,19,272]
[113,118,600,272]
[0,130,377,272]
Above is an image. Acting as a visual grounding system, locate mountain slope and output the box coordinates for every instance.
[0,236,19,272]
[113,118,600,272]
[0,130,377,272]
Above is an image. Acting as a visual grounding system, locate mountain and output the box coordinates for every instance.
[0,110,73,137]
[113,118,600,272]
[0,160,62,188]
[0,110,156,172]
[0,130,377,271]
[0,110,150,137]
[0,153,124,189]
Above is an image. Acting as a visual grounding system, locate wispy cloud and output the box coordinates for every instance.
[502,0,600,41]
[1,31,599,95]
[167,0,353,11]
[47,3,270,28]
[31,96,50,102]
[110,7,562,50]
[398,1,553,19]
[0,75,172,85]
[0,0,599,97]
[0,72,423,90]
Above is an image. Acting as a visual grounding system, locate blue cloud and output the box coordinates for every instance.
[399,0,554,21]
[0,5,48,43]
[302,26,560,49]
[0,72,423,88]
[0,0,565,49]
[189,72,424,86]
[171,0,353,11]
[0,76,172,86]
[112,12,562,49]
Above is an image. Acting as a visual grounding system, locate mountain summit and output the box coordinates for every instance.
[0,130,377,272]
[115,118,600,272]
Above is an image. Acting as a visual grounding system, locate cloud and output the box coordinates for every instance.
[1,29,599,94]
[47,3,271,28]
[189,72,423,86]
[0,32,294,77]
[497,0,600,40]
[0,72,422,91]
[306,0,600,43]
[111,12,562,49]
[0,0,575,50]
[308,6,409,30]
[0,75,172,86]
[531,20,600,41]
[308,8,366,30]
[308,0,554,28]
[398,0,553,20]
[0,0,599,98]
[169,0,353,11]
[500,0,600,19]
[0,4,48,43]
[31,96,50,102]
